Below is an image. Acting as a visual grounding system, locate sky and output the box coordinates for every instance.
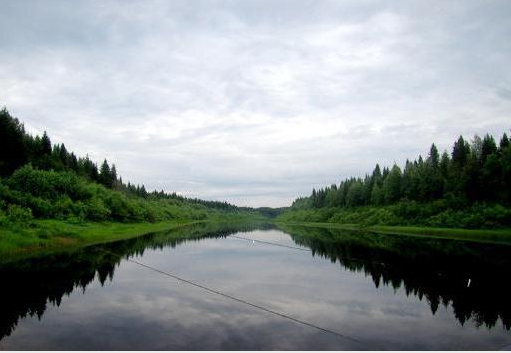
[1,0,510,207]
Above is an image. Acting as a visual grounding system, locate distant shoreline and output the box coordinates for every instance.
[275,221,511,246]
[3,219,511,265]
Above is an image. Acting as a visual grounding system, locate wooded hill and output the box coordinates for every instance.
[0,108,258,224]
[281,131,511,229]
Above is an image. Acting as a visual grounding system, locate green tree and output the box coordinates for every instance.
[32,131,54,170]
[481,134,497,165]
[110,164,118,188]
[41,131,52,155]
[500,145,511,203]
[427,144,440,168]
[452,135,470,170]
[99,159,112,188]
[422,144,443,200]
[482,153,501,201]
[382,164,402,204]
[68,152,79,172]
[401,160,419,200]
[439,151,450,179]
[59,143,69,166]
[324,184,338,207]
[139,185,148,198]
[345,180,364,207]
[0,108,28,176]
[499,133,510,151]
[370,183,383,205]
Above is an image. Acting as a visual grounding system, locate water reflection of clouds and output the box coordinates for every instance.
[117,229,511,349]
[6,269,356,349]
[2,226,511,350]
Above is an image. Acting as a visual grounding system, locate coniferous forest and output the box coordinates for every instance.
[279,131,511,229]
[0,108,256,227]
[2,105,511,236]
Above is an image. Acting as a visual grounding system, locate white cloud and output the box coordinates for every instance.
[1,0,510,206]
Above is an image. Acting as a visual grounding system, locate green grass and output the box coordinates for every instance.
[0,219,202,259]
[4,216,511,264]
[275,221,511,245]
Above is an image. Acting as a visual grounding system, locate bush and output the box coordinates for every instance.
[7,165,90,201]
[0,209,7,226]
[0,165,250,225]
[480,204,511,228]
[25,196,54,218]
[362,208,402,226]
[7,204,33,224]
[104,193,132,221]
[54,197,75,220]
[279,201,511,229]
[85,197,111,221]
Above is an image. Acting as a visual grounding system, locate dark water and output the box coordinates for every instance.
[1,223,511,350]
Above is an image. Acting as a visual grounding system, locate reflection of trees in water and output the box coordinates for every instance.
[0,251,112,340]
[2,222,510,342]
[281,225,511,331]
[0,222,273,340]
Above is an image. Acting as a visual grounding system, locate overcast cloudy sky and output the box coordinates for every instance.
[1,1,510,207]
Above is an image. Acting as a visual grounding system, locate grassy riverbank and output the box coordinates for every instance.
[0,219,203,258]
[4,218,511,263]
[275,221,511,245]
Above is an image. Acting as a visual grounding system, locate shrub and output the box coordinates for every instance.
[0,209,7,226]
[7,204,33,224]
[85,197,111,221]
[104,193,132,221]
[54,197,75,220]
[362,208,402,226]
[25,196,54,218]
[480,204,511,228]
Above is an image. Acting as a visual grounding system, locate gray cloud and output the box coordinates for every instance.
[1,0,510,206]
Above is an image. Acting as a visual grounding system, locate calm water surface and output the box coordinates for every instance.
[1,223,510,350]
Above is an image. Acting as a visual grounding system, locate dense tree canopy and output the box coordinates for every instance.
[291,131,511,211]
[0,108,253,223]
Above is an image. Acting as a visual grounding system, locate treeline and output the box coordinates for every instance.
[0,108,257,224]
[0,107,243,210]
[283,131,511,228]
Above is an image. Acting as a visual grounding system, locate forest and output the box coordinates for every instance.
[2,105,511,235]
[0,107,260,228]
[279,131,511,229]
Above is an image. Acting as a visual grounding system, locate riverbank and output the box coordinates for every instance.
[3,218,511,264]
[0,219,204,260]
[276,203,511,230]
[275,221,511,245]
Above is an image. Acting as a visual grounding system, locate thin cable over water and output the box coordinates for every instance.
[97,247,369,348]
[228,234,385,266]
[229,234,310,251]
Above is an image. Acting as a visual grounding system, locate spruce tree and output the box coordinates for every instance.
[110,164,117,187]
[382,165,402,204]
[0,108,28,175]
[499,133,510,151]
[428,144,440,168]
[481,134,498,164]
[439,151,450,178]
[452,136,470,169]
[41,131,52,155]
[59,143,68,165]
[68,152,79,172]
[99,159,111,187]
[370,183,383,205]
[140,185,148,198]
